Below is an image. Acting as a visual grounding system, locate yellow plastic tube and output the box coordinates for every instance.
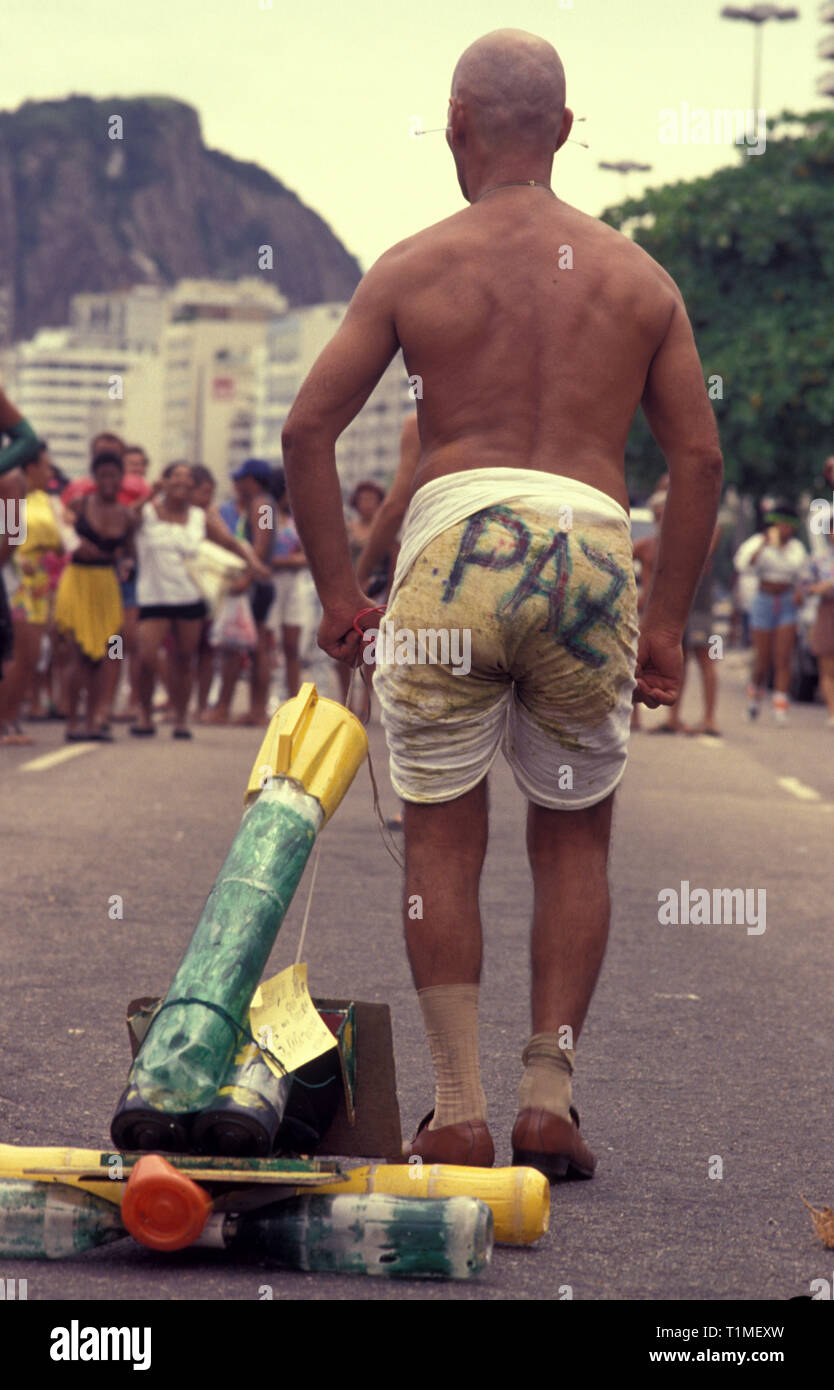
[0,1145,121,1204]
[310,1164,549,1246]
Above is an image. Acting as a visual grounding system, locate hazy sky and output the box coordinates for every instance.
[3,0,827,274]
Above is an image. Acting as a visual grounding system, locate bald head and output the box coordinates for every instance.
[451,29,566,152]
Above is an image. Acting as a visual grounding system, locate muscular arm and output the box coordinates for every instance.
[355,414,419,587]
[282,253,400,658]
[639,293,723,636]
[0,389,40,477]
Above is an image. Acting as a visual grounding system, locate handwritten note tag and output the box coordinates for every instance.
[248,963,337,1080]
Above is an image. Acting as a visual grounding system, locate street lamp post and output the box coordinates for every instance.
[598,160,653,201]
[720,5,800,131]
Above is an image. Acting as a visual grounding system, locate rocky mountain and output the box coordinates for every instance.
[0,96,363,342]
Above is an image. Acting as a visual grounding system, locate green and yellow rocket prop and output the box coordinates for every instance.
[110,684,367,1153]
[0,680,552,1283]
[0,1143,550,1246]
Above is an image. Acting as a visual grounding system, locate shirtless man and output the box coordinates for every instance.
[282,29,722,1178]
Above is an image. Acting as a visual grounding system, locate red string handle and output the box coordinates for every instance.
[352,604,387,635]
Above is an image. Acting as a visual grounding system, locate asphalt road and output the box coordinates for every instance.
[1,650,832,1302]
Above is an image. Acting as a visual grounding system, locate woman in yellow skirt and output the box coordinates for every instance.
[53,450,137,740]
[0,443,64,745]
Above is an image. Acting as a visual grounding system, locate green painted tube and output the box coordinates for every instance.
[217,1193,494,1280]
[0,1180,125,1259]
[111,780,323,1151]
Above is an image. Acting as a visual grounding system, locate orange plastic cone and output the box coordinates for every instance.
[121,1154,212,1251]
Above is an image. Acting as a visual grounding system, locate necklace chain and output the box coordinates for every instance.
[475,180,556,203]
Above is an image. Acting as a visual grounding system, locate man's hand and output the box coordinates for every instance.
[318,595,376,666]
[633,626,684,708]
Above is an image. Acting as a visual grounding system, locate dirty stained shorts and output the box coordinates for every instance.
[373,502,639,809]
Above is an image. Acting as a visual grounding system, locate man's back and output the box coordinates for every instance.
[390,193,680,510]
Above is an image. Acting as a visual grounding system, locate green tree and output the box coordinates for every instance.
[604,111,834,501]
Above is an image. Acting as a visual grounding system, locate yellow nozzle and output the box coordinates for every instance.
[245,682,368,825]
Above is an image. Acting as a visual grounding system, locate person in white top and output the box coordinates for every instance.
[131,462,265,738]
[733,502,808,725]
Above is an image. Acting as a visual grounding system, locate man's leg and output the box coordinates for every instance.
[527,791,614,1042]
[403,779,488,989]
[403,780,492,1147]
[509,792,615,1180]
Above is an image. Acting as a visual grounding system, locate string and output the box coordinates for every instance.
[151,997,334,1090]
[346,657,405,872]
[294,839,322,965]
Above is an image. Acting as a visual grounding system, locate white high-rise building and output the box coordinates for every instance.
[0,328,164,479]
[253,303,416,497]
[161,278,287,482]
[0,278,288,481]
[69,286,168,349]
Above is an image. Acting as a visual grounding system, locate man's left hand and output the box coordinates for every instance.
[318,595,376,666]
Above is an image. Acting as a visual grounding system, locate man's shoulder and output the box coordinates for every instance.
[377,204,679,285]
[372,211,470,273]
[597,220,680,298]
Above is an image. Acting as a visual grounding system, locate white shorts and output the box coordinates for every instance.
[267,571,305,633]
[373,471,639,810]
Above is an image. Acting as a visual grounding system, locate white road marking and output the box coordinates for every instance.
[655,993,700,1001]
[21,744,101,772]
[777,776,822,802]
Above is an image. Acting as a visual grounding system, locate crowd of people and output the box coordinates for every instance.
[630,458,834,735]
[2,374,833,749]
[0,406,391,746]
